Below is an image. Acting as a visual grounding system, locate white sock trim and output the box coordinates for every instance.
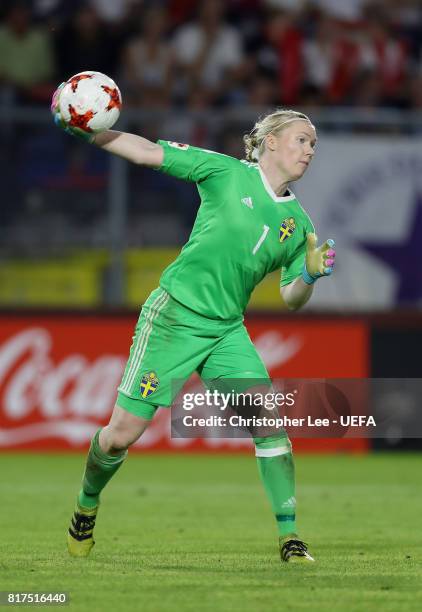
[255,445,291,457]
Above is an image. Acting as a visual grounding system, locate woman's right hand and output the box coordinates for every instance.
[50,82,95,143]
[50,82,65,115]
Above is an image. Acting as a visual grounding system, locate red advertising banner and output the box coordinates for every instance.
[0,315,368,452]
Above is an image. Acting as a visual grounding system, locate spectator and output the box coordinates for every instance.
[89,0,140,25]
[158,89,216,152]
[172,0,245,106]
[355,8,409,105]
[120,6,173,108]
[349,69,385,107]
[54,5,120,80]
[226,0,266,52]
[387,0,422,62]
[167,0,197,27]
[263,0,306,13]
[299,83,325,107]
[0,2,56,104]
[302,13,360,104]
[308,0,366,23]
[30,0,74,22]
[408,74,422,110]
[246,74,277,107]
[264,9,304,105]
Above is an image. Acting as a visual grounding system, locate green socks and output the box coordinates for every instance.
[254,436,297,537]
[78,429,127,509]
[77,430,296,539]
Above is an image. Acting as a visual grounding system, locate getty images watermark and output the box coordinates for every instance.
[182,388,298,432]
[171,378,422,439]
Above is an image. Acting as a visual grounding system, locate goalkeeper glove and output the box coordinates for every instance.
[50,82,95,144]
[302,233,336,285]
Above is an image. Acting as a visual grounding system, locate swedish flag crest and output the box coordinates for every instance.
[140,371,160,398]
[279,217,296,242]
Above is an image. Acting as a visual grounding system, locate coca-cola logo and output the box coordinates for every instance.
[0,326,302,448]
[0,328,125,446]
[0,328,125,420]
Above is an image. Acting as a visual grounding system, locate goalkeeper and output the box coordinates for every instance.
[52,89,335,564]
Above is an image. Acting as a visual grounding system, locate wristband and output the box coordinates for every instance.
[302,262,334,285]
[302,262,319,285]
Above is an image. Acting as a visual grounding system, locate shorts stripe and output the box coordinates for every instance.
[120,289,169,393]
[119,289,169,394]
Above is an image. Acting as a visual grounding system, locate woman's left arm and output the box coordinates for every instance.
[280,278,313,311]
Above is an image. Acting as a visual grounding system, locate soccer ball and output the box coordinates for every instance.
[58,71,122,134]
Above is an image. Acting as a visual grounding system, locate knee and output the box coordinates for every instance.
[100,425,139,454]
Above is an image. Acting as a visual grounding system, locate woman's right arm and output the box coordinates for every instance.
[93,131,164,168]
[51,83,164,168]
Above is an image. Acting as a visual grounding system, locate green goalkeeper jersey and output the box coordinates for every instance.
[157,140,315,320]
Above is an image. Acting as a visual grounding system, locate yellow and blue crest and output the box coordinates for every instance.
[140,371,160,398]
[279,217,296,243]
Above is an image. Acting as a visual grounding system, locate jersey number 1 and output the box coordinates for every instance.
[252,225,270,255]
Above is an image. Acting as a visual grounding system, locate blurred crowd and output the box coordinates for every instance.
[1,0,422,111]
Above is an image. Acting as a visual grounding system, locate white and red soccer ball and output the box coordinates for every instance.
[58,71,122,133]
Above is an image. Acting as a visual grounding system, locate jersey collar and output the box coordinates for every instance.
[258,165,296,203]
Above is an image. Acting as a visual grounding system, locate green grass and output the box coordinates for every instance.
[1,453,421,611]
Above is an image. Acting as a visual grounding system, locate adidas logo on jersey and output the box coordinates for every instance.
[241,196,253,209]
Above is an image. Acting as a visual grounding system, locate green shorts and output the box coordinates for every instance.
[117,287,270,420]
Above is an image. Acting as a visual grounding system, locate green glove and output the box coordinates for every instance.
[51,82,95,144]
[302,233,336,285]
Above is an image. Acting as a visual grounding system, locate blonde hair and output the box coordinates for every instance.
[243,109,312,162]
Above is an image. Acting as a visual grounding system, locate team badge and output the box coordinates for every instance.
[140,371,160,398]
[168,141,189,150]
[279,217,296,242]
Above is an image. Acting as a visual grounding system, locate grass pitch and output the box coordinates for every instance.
[1,452,421,612]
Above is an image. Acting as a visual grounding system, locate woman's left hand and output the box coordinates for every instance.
[302,233,336,284]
